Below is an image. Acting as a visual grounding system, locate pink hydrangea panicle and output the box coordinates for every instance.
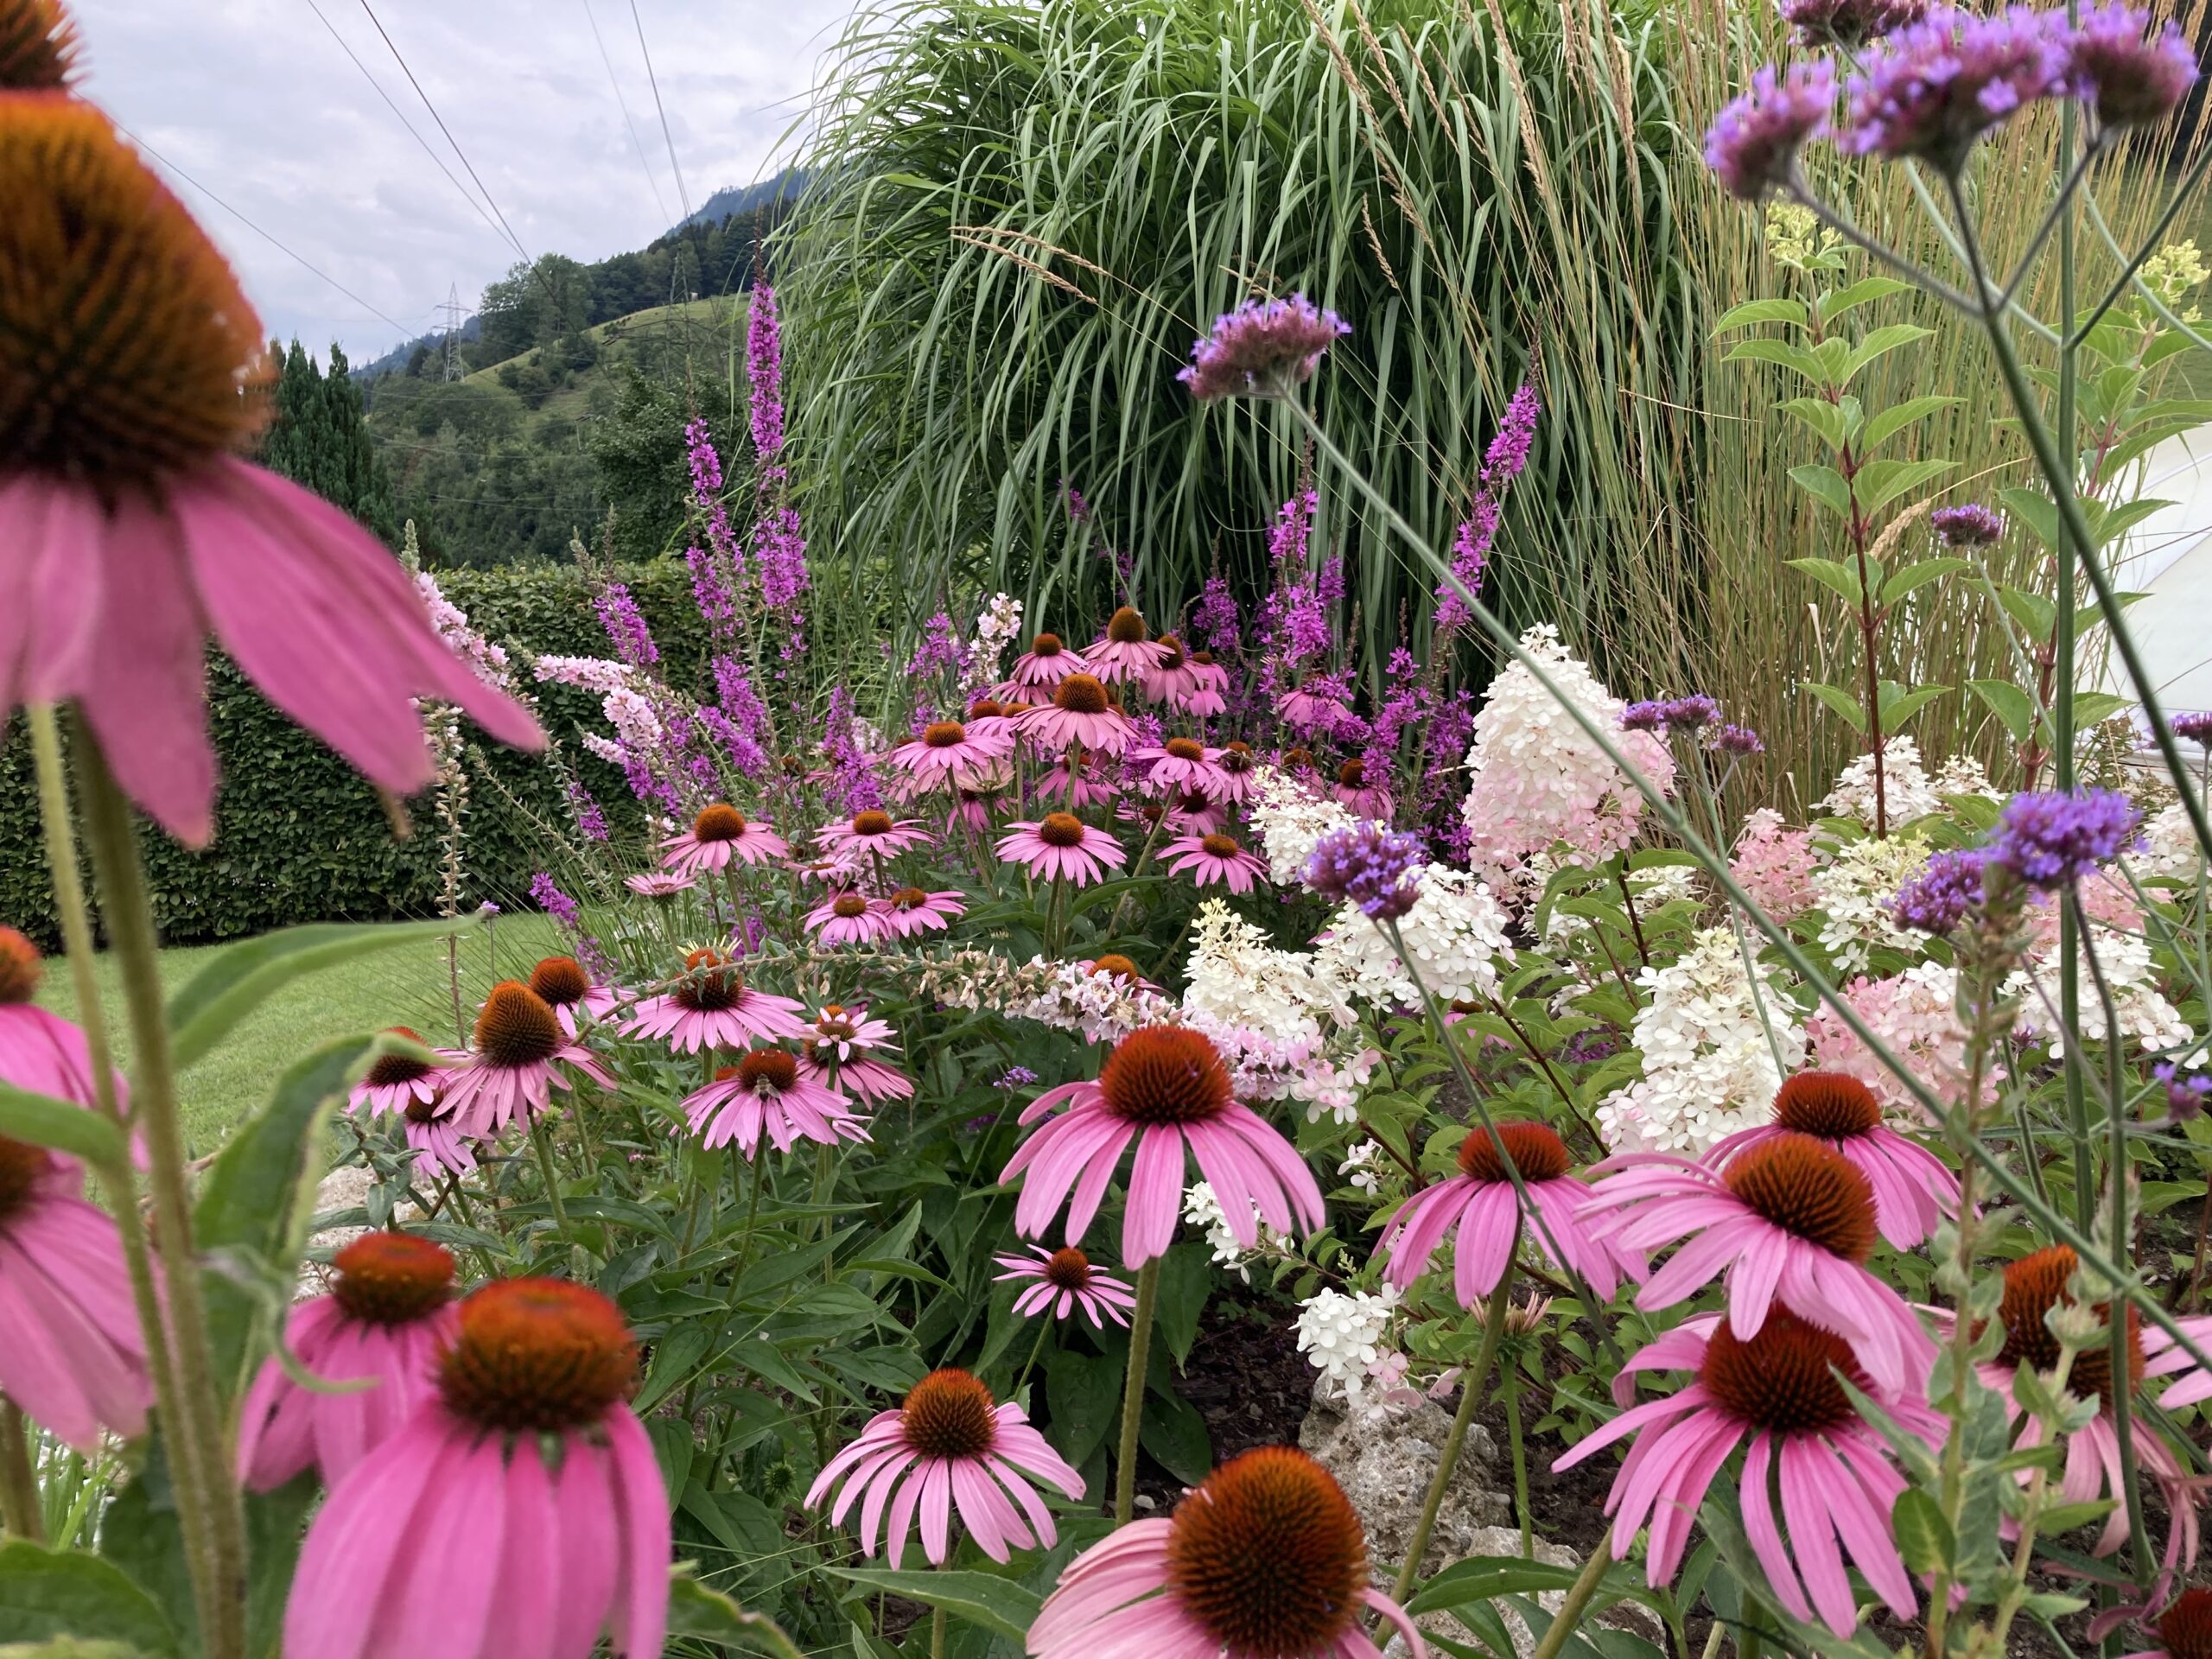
[659,802,789,874]
[1027,1446,1424,1659]
[997,814,1128,887]
[994,1245,1138,1327]
[806,1367,1084,1567]
[237,1232,459,1490]
[1730,807,1821,922]
[284,1280,669,1659]
[0,926,127,1112]
[439,981,615,1137]
[683,1048,868,1158]
[1805,963,1997,1122]
[622,950,811,1055]
[1001,1026,1324,1265]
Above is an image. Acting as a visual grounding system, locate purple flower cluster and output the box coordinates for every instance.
[594,581,658,669]
[1268,488,1319,567]
[820,686,883,814]
[565,778,610,843]
[530,871,582,932]
[1623,694,1721,734]
[1986,787,2140,889]
[1304,823,1427,920]
[2171,711,2212,745]
[1436,383,1541,631]
[1705,61,1838,200]
[1178,294,1350,402]
[1892,846,1993,933]
[996,1065,1040,1090]
[908,612,969,689]
[1779,0,1928,48]
[747,284,785,462]
[1844,7,2073,168]
[1709,722,1766,757]
[2067,4,2198,130]
[2155,1061,2212,1122]
[684,419,746,641]
[1931,503,2005,547]
[711,657,772,770]
[1062,481,1091,523]
[1193,575,1242,656]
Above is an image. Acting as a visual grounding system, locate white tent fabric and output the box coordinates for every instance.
[2101,424,2212,722]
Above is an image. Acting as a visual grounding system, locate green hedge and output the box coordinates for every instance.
[0,561,714,949]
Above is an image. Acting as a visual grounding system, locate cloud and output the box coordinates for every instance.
[69,0,855,360]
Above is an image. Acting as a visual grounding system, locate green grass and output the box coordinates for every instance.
[31,915,563,1158]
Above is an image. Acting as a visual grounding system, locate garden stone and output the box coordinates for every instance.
[1297,1380,1511,1578]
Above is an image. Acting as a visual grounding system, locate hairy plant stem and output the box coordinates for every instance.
[76,734,246,1659]
[0,1402,43,1543]
[1528,1541,1615,1659]
[527,1110,579,1260]
[1112,1256,1160,1524]
[1391,1254,1516,1605]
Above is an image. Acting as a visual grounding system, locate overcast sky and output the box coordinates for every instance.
[70,0,857,363]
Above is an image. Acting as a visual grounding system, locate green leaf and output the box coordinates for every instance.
[2088,496,2171,550]
[1722,338,1828,383]
[2073,691,2134,727]
[1139,1387,1211,1484]
[1891,1489,1955,1575]
[1999,487,2059,551]
[1777,397,1853,453]
[664,1573,807,1658]
[1853,456,1955,515]
[1878,683,1948,728]
[1837,323,1936,386]
[1785,464,1854,519]
[166,917,476,1071]
[2036,1498,2119,1535]
[1783,556,1862,605]
[0,1543,176,1659]
[1968,680,2038,744]
[1712,297,1808,334]
[1859,394,1962,453]
[1801,682,1867,734]
[1817,276,1913,322]
[1153,1242,1211,1369]
[0,1085,126,1171]
[829,1569,1042,1644]
[1996,585,2057,644]
[1409,1554,1675,1622]
[1879,558,1969,607]
[1044,1345,1122,1466]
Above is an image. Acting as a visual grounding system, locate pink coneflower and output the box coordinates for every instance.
[1132,736,1228,796]
[526,954,623,1039]
[1080,954,1162,995]
[801,1003,914,1104]
[818,808,934,860]
[998,813,1128,887]
[0,927,124,1110]
[1015,674,1134,754]
[890,718,1014,785]
[963,696,1015,735]
[1039,745,1121,807]
[1161,832,1268,893]
[1003,1026,1324,1263]
[624,871,696,899]
[995,1245,1137,1327]
[683,1049,867,1157]
[1332,759,1392,820]
[1579,1133,1936,1395]
[1378,1122,1625,1307]
[1183,650,1230,718]
[1705,1071,1961,1250]
[660,802,789,874]
[1007,630,1091,690]
[1209,739,1258,804]
[1027,1446,1425,1659]
[1169,786,1226,836]
[399,1089,476,1180]
[1282,677,1352,734]
[1141,632,1203,705]
[880,885,965,938]
[1555,1311,1938,1636]
[623,950,810,1054]
[806,1367,1084,1567]
[1115,796,1190,841]
[1087,607,1170,684]
[0,99,542,848]
[284,1279,668,1659]
[439,981,614,1138]
[947,783,1011,833]
[347,1027,448,1119]
[806,890,898,945]
[238,1232,458,1490]
[2124,1589,2212,1659]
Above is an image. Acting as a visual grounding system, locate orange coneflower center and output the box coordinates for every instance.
[1192,649,1217,666]
[737,1049,798,1095]
[1721,1132,1877,1262]
[1456,1121,1572,1185]
[1,97,270,486]
[1043,1247,1095,1290]
[1031,632,1064,658]
[923,721,967,749]
[1338,760,1364,788]
[1166,738,1206,763]
[527,955,589,1008]
[692,803,747,842]
[891,887,931,912]
[1165,1446,1368,1659]
[1219,743,1253,773]
[1,0,79,90]
[1199,833,1242,860]
[1089,954,1139,983]
[0,1135,51,1221]
[1698,1312,1865,1433]
[403,1090,445,1126]
[831,893,870,919]
[1155,633,1186,669]
[1037,813,1088,849]
[850,810,895,838]
[473,982,562,1069]
[0,926,41,1004]
[330,1232,454,1325]
[2158,1590,2212,1659]
[1283,747,1314,772]
[1774,1071,1882,1140]
[1053,674,1109,715]
[672,949,741,1012]
[1995,1245,2143,1406]
[438,1279,637,1434]
[899,1368,998,1460]
[1106,607,1147,644]
[363,1027,434,1088]
[1177,789,1213,815]
[968,699,1005,721]
[1098,1027,1231,1126]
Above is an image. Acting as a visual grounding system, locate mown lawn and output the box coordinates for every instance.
[32,913,563,1155]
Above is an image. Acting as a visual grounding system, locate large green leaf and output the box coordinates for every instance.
[1859,394,1962,453]
[1783,556,1861,606]
[0,1086,126,1171]
[1139,1386,1211,1484]
[665,1573,806,1657]
[1800,682,1867,734]
[0,1544,176,1658]
[1891,1489,1955,1575]
[1043,1345,1122,1467]
[1784,464,1854,520]
[1408,1554,1673,1623]
[830,1568,1042,1643]
[1967,679,2037,744]
[1710,297,1807,334]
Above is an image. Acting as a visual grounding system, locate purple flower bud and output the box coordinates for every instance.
[1662,695,1722,732]
[2066,5,2198,130]
[1778,0,1927,48]
[1705,60,1837,200]
[2173,711,2212,745]
[1893,847,1993,933]
[2155,1061,2212,1122]
[1710,722,1766,756]
[1178,294,1350,402]
[1986,787,2141,890]
[1931,503,2005,547]
[1304,823,1426,920]
[1621,701,1670,733]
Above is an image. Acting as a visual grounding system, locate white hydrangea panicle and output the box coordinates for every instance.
[1812,833,1934,975]
[1932,753,2002,800]
[2011,925,2195,1056]
[1458,624,1676,887]
[1596,925,1807,1155]
[2134,800,2202,882]
[1817,735,1942,828]
[1314,864,1515,1009]
[1249,764,1361,885]
[1806,961,1992,1118]
[1516,849,1700,942]
[1294,1284,1402,1396]
[1184,1180,1277,1281]
[962,592,1024,696]
[1181,900,1352,1042]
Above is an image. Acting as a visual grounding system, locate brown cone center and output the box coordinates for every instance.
[474,982,561,1068]
[1106,606,1147,644]
[693,803,747,842]
[900,1368,998,1460]
[1043,1248,1094,1290]
[1698,1312,1865,1433]
[1721,1133,1877,1262]
[331,1232,454,1325]
[527,956,589,1008]
[1037,813,1087,849]
[1097,1027,1232,1126]
[1455,1121,1572,1185]
[437,1279,638,1433]
[1774,1071,1882,1139]
[1165,1447,1368,1659]
[1053,675,1109,715]
[923,721,967,749]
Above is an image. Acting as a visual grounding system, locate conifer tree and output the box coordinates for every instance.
[260,338,399,543]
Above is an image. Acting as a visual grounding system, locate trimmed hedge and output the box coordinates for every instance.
[0,562,714,949]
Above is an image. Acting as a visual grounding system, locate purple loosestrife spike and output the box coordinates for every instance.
[594,581,658,669]
[2155,1063,2212,1122]
[747,284,785,461]
[1704,60,1837,200]
[2066,5,2198,130]
[1893,847,1993,933]
[1986,788,2141,890]
[1304,823,1426,920]
[1710,722,1765,756]
[2172,711,2212,745]
[1778,0,1928,49]
[1843,7,2071,172]
[1178,294,1349,402]
[1436,382,1540,630]
[1931,503,2005,546]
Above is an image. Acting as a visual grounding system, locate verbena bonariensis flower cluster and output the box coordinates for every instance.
[8,2,2212,1656]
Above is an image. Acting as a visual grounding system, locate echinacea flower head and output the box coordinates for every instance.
[818,808,933,859]
[1184,651,1230,717]
[1379,1120,1624,1307]
[1211,738,1258,802]
[1704,60,1837,200]
[1134,735,1226,795]
[2067,5,2198,130]
[996,813,1128,886]
[623,949,810,1054]
[2133,1589,2212,1659]
[660,802,789,874]
[1332,759,1392,819]
[1778,0,1926,48]
[806,889,897,945]
[526,954,620,1038]
[237,1231,458,1490]
[0,925,124,1111]
[439,980,613,1137]
[0,96,540,846]
[1706,1071,1961,1249]
[1162,832,1268,893]
[284,1279,668,1659]
[1087,606,1170,683]
[1930,502,2005,546]
[1556,1311,1939,1635]
[1843,6,2071,171]
[1027,1445,1425,1659]
[806,1367,1083,1567]
[624,870,695,899]
[1303,823,1423,919]
[1009,630,1090,688]
[0,0,78,88]
[1143,632,1204,704]
[347,1027,447,1119]
[1178,294,1351,403]
[891,718,1013,784]
[1987,787,2140,889]
[683,1048,866,1157]
[1003,1025,1325,1264]
[994,1245,1139,1327]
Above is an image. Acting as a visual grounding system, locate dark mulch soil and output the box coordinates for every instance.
[1130,1283,1319,1510]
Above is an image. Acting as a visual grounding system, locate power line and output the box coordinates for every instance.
[580,0,671,226]
[626,0,693,225]
[115,123,413,339]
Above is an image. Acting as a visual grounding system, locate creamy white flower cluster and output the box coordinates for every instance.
[2134,800,2202,882]
[1812,832,1934,975]
[1293,1284,1402,1395]
[962,592,1025,697]
[1817,735,1942,829]
[1179,901,1371,1121]
[1183,1181,1279,1281]
[1315,865,1515,1009]
[1007,957,1175,1045]
[1249,765,1361,886]
[2012,925,2195,1057]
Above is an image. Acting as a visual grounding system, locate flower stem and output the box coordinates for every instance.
[1011,1318,1052,1405]
[527,1109,579,1260]
[1505,1382,1531,1560]
[0,1402,44,1544]
[1527,1541,1614,1659]
[1113,1256,1161,1524]
[1392,1256,1515,1604]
